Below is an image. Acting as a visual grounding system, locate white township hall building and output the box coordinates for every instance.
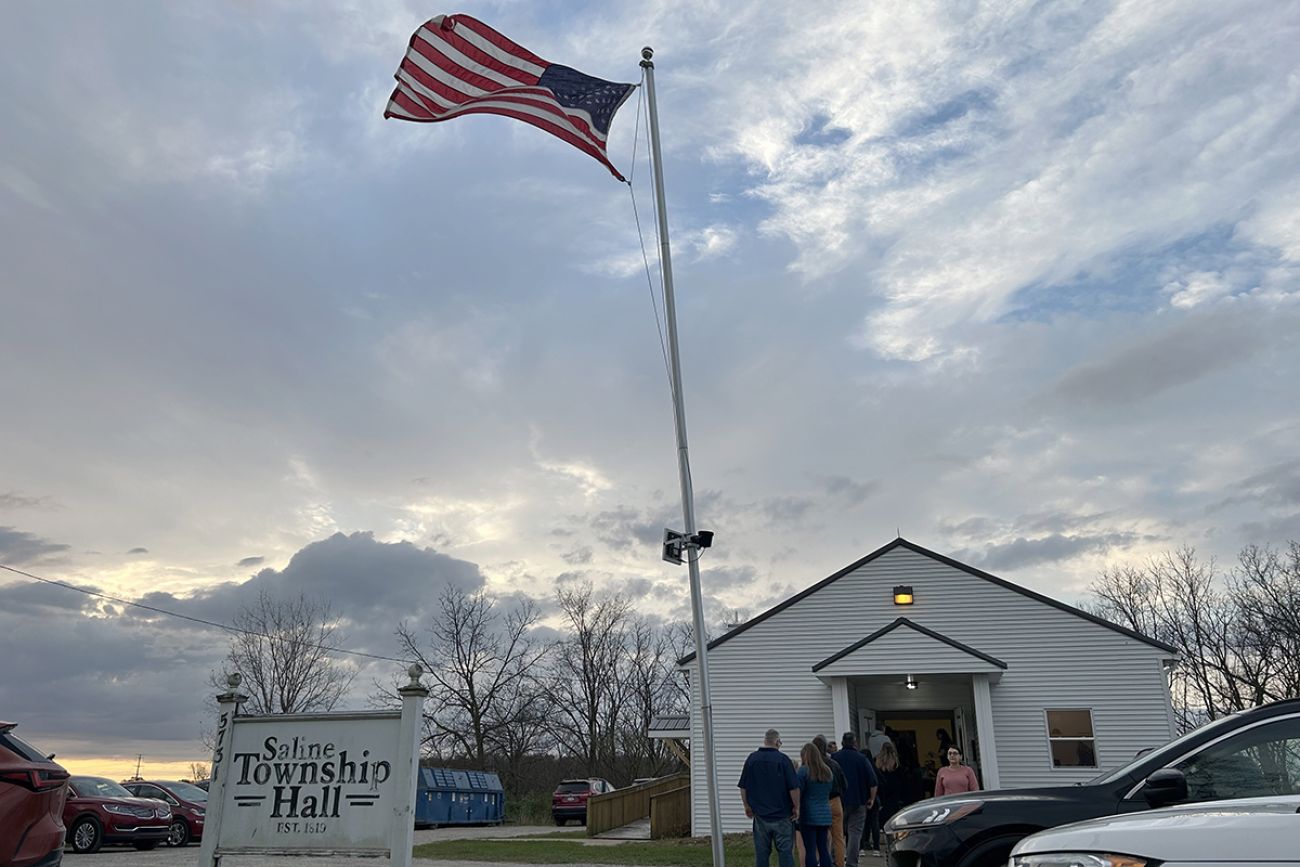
[669,538,1179,836]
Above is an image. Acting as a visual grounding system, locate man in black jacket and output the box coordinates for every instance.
[836,732,878,867]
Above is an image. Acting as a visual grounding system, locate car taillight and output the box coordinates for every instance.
[0,767,69,791]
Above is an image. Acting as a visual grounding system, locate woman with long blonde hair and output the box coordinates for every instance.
[797,743,834,867]
[867,740,904,854]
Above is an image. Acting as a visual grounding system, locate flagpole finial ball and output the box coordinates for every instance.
[642,46,654,60]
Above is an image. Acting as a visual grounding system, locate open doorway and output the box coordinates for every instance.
[878,710,957,801]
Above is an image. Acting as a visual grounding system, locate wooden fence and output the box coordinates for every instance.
[648,784,691,838]
[586,773,689,836]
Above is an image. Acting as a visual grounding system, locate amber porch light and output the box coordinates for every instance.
[893,585,914,605]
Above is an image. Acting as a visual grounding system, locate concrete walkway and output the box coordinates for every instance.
[592,816,652,840]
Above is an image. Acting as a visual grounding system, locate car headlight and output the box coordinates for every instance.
[193,808,205,818]
[888,800,984,829]
[1012,854,1146,867]
[104,803,136,816]
[155,806,171,819]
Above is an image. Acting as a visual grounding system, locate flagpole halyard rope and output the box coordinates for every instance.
[627,70,675,391]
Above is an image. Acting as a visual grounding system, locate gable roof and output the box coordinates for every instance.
[812,617,1009,672]
[679,537,1179,664]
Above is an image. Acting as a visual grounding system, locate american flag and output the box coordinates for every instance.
[384,14,635,180]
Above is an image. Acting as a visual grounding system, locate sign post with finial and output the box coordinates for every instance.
[639,44,726,867]
[198,672,248,867]
[392,663,428,867]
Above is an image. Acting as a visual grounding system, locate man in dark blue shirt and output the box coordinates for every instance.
[837,731,879,867]
[738,728,800,867]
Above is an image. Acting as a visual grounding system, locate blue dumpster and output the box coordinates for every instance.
[415,767,505,828]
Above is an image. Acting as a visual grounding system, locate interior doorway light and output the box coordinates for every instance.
[905,674,918,690]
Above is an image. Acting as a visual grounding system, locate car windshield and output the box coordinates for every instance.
[556,781,590,793]
[74,777,132,798]
[1088,711,1250,785]
[164,781,208,802]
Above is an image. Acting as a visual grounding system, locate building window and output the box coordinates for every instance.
[1045,709,1097,768]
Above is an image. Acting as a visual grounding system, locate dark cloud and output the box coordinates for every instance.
[818,475,879,504]
[1048,310,1274,408]
[0,532,489,761]
[1237,514,1300,545]
[0,526,70,564]
[962,532,1140,572]
[589,506,672,551]
[701,564,760,591]
[0,492,56,510]
[127,546,148,554]
[762,496,816,522]
[236,555,265,568]
[941,510,1120,540]
[560,546,593,565]
[1212,460,1300,512]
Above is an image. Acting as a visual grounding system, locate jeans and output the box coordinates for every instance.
[753,815,796,867]
[800,824,832,867]
[843,804,867,867]
[865,803,881,851]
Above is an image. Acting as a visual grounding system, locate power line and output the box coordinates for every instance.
[0,562,413,665]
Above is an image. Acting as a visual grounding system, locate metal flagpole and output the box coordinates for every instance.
[639,46,726,867]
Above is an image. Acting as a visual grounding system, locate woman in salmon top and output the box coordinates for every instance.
[934,746,980,797]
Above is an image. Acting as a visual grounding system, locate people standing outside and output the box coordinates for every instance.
[813,735,847,867]
[934,746,980,797]
[797,743,834,867]
[836,731,878,867]
[739,728,801,867]
[867,741,905,855]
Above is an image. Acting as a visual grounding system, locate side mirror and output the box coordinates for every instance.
[1142,768,1188,808]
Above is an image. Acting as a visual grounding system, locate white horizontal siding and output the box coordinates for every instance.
[817,627,1003,676]
[687,545,1175,835]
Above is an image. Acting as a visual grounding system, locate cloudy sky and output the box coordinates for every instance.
[2,0,1298,778]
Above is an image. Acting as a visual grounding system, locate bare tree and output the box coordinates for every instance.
[394,587,550,767]
[545,585,632,773]
[212,589,355,714]
[187,762,210,782]
[618,616,685,779]
[1088,543,1300,731]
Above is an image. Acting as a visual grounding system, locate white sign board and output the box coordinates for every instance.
[218,712,401,853]
[199,668,426,866]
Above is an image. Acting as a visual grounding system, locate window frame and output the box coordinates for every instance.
[1043,708,1099,770]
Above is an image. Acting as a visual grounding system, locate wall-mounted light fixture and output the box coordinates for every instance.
[893,585,914,605]
[905,674,918,690]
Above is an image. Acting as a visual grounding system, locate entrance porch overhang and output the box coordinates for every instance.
[811,619,1007,789]
[811,617,1007,684]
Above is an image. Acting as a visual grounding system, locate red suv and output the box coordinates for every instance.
[551,777,614,825]
[0,722,69,867]
[121,780,206,846]
[63,776,170,854]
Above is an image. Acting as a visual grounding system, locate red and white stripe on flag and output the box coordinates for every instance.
[384,14,629,180]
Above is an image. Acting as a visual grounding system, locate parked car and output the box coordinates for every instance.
[121,779,206,847]
[551,778,615,825]
[63,776,170,854]
[1012,794,1300,866]
[885,698,1300,867]
[0,722,69,867]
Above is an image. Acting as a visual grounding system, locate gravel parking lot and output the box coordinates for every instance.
[59,825,613,867]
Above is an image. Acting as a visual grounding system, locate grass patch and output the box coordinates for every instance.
[507,791,555,825]
[414,833,768,865]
